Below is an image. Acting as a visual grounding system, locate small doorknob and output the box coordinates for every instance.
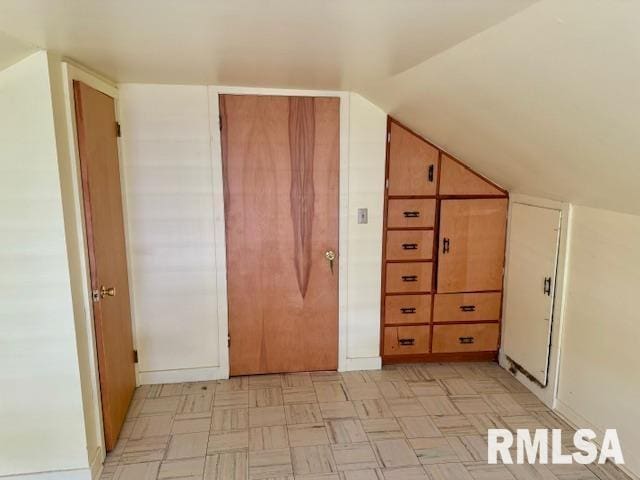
[325,250,336,274]
[100,286,116,298]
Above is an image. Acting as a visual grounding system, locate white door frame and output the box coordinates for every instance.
[207,86,352,375]
[500,194,572,408]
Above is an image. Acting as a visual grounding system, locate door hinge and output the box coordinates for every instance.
[387,132,391,143]
[133,350,139,363]
[385,178,389,189]
[227,335,231,348]
[116,122,122,137]
[91,289,100,302]
[219,115,222,131]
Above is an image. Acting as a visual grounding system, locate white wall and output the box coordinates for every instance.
[345,93,386,363]
[119,85,387,382]
[0,52,89,477]
[556,205,640,477]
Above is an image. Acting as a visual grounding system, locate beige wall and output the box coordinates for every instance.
[119,86,387,382]
[0,51,89,476]
[556,205,640,476]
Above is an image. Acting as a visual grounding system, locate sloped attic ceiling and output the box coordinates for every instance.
[0,0,638,215]
[362,0,640,215]
[0,31,37,71]
[0,0,534,87]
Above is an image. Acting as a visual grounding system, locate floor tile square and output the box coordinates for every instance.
[249,425,289,451]
[372,438,420,468]
[249,406,286,427]
[291,445,337,475]
[287,423,330,447]
[166,431,209,459]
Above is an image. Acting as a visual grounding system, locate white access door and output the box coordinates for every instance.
[503,203,561,386]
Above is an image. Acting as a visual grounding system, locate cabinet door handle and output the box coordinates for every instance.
[460,305,476,312]
[543,277,552,296]
[403,211,420,218]
[401,243,418,250]
[401,275,418,282]
[442,238,450,254]
[427,164,434,182]
[400,307,416,314]
[459,336,475,344]
[399,338,415,346]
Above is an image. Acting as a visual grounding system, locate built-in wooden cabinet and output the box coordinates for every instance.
[381,118,508,362]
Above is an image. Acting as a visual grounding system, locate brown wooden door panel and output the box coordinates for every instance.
[437,199,508,293]
[388,122,438,196]
[74,81,135,451]
[433,292,502,323]
[386,230,434,261]
[384,326,430,355]
[385,262,432,293]
[384,294,431,325]
[432,324,500,353]
[221,94,339,376]
[439,154,505,196]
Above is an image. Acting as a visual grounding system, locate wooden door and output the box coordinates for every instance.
[74,81,136,451]
[437,199,508,293]
[388,121,438,196]
[502,203,561,386]
[220,94,339,376]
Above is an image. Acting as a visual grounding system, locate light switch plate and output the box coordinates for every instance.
[357,208,368,224]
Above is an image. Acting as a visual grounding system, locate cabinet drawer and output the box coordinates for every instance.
[384,326,430,355]
[387,199,436,229]
[385,295,431,325]
[434,292,502,323]
[386,262,432,293]
[386,231,434,261]
[432,324,499,353]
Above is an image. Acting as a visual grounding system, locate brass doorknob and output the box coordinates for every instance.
[100,286,116,298]
[325,250,336,274]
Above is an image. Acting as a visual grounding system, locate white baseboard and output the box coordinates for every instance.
[138,365,228,385]
[340,356,382,372]
[88,447,103,480]
[0,468,91,480]
[555,399,640,480]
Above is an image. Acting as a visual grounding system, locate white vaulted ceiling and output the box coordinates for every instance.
[1,0,639,214]
[0,0,534,87]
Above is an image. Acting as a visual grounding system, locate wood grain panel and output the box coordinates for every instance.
[439,154,505,196]
[388,122,438,196]
[74,81,135,451]
[387,199,436,229]
[386,230,434,261]
[432,324,500,353]
[384,326,430,355]
[437,199,508,293]
[385,262,432,293]
[221,94,339,376]
[384,295,431,325]
[434,292,502,323]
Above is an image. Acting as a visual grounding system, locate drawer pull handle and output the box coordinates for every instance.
[442,238,450,254]
[401,275,418,282]
[543,276,552,296]
[460,305,476,312]
[399,338,415,346]
[459,336,475,344]
[402,243,418,250]
[400,307,416,314]
[428,164,434,182]
[403,211,420,218]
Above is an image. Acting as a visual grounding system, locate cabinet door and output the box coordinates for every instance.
[388,122,438,196]
[439,154,504,196]
[437,199,507,293]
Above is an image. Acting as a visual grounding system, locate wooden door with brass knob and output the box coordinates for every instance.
[221,94,339,375]
[74,81,136,451]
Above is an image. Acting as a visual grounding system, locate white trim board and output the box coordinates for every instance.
[0,468,91,480]
[500,194,572,408]
[207,86,360,374]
